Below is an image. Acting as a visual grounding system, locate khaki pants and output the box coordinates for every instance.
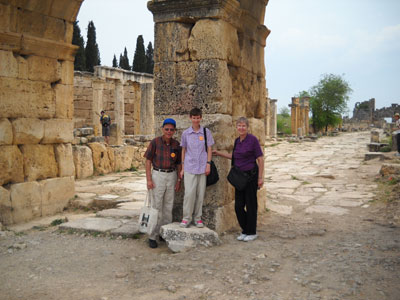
[149,170,177,240]
[182,172,206,223]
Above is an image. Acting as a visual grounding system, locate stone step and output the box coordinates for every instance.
[364,152,385,161]
[367,143,389,152]
[96,208,140,219]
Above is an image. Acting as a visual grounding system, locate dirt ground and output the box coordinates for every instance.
[0,132,399,300]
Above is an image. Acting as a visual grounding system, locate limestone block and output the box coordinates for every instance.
[370,131,380,143]
[0,4,14,32]
[392,133,398,151]
[240,36,265,76]
[72,145,94,179]
[213,201,240,233]
[188,19,240,67]
[0,118,13,145]
[40,176,75,216]
[17,55,28,79]
[27,55,60,82]
[0,186,12,225]
[54,143,75,177]
[109,123,123,146]
[55,84,74,118]
[160,223,221,253]
[60,60,74,85]
[0,145,24,185]
[88,143,115,175]
[10,181,42,223]
[154,59,232,115]
[20,144,58,181]
[0,78,55,118]
[248,117,266,146]
[11,118,44,144]
[154,21,191,62]
[0,49,18,77]
[42,119,74,144]
[114,146,134,172]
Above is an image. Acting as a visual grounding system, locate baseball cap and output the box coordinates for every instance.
[163,118,176,128]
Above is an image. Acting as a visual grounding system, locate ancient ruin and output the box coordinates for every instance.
[289,96,310,136]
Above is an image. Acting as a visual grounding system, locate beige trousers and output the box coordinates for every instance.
[149,170,177,240]
[182,172,206,223]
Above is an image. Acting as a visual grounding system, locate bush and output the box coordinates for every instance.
[277,114,291,135]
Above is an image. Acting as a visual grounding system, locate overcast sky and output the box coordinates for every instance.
[77,0,400,115]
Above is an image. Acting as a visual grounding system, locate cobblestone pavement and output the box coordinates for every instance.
[0,132,399,300]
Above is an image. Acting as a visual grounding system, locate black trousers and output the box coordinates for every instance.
[397,133,400,152]
[234,167,258,235]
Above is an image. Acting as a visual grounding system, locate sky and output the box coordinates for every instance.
[77,0,400,116]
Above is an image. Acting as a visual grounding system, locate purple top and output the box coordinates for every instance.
[233,134,263,171]
[181,126,214,174]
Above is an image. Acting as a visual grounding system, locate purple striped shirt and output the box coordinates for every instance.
[180,126,214,174]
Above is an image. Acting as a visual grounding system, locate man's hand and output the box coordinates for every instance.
[205,163,211,176]
[175,180,181,192]
[147,180,155,190]
[180,169,184,179]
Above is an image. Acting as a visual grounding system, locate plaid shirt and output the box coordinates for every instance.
[144,136,181,169]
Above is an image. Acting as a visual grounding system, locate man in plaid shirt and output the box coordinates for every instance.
[144,118,182,248]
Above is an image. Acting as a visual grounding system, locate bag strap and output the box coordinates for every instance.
[231,138,239,167]
[203,127,208,153]
[145,190,153,207]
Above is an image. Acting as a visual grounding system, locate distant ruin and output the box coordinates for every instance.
[289,97,310,136]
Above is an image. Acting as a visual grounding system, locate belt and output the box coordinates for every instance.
[153,168,175,173]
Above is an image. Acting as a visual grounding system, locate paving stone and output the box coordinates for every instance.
[266,201,293,215]
[96,208,140,219]
[59,217,123,233]
[305,205,349,216]
[110,221,139,238]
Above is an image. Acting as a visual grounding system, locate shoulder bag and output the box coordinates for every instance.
[227,138,250,191]
[138,189,158,234]
[204,128,219,186]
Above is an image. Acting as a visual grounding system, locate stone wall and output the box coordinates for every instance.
[0,0,81,225]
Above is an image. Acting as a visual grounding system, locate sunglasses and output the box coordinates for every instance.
[164,128,175,132]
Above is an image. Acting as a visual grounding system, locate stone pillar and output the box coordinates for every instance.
[269,99,277,137]
[114,80,125,136]
[265,97,271,138]
[92,80,104,137]
[290,97,299,135]
[148,0,270,233]
[140,83,155,135]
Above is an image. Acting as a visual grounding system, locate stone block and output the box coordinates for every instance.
[10,181,42,223]
[42,119,74,144]
[393,133,398,151]
[0,145,24,185]
[27,55,60,82]
[11,118,44,144]
[55,84,74,119]
[74,127,94,137]
[0,49,18,77]
[109,123,123,146]
[188,19,240,67]
[154,21,191,62]
[20,144,58,181]
[72,145,94,179]
[364,152,384,161]
[154,59,232,116]
[248,117,266,146]
[0,4,15,32]
[0,77,55,118]
[370,130,380,143]
[17,55,28,79]
[114,146,134,172]
[54,143,75,177]
[40,176,75,216]
[367,143,382,152]
[240,35,265,76]
[59,217,123,233]
[0,118,13,145]
[213,201,240,233]
[88,143,115,175]
[160,223,221,253]
[60,60,74,85]
[0,186,12,225]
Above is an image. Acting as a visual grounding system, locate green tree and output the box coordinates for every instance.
[72,21,86,71]
[119,47,130,70]
[112,54,118,68]
[279,107,290,118]
[132,35,146,72]
[309,74,352,132]
[85,20,101,72]
[145,41,154,74]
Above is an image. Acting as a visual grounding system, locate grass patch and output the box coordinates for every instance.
[128,166,138,172]
[291,175,300,180]
[302,181,311,185]
[50,218,67,226]
[266,143,280,148]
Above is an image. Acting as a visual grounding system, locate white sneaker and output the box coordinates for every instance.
[243,234,258,242]
[237,233,247,241]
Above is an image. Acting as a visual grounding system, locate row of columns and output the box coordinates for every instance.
[289,97,310,136]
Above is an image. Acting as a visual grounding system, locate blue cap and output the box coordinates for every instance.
[162,118,176,128]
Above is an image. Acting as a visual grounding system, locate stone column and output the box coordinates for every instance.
[290,97,299,135]
[140,83,155,135]
[148,0,270,233]
[265,97,271,138]
[114,80,125,134]
[269,99,277,138]
[92,79,104,136]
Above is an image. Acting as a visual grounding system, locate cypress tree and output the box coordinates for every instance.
[112,54,118,68]
[118,53,123,69]
[72,21,86,71]
[132,35,147,72]
[121,47,130,70]
[85,20,101,72]
[145,42,154,74]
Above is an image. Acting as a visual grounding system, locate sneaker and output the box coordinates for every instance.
[237,233,247,241]
[195,220,204,228]
[243,234,258,242]
[180,220,189,228]
[149,239,158,248]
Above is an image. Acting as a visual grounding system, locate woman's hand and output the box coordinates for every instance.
[205,163,211,176]
[212,150,219,156]
[257,177,264,189]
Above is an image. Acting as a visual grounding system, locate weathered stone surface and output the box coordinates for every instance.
[110,221,140,238]
[248,117,266,146]
[380,164,400,176]
[27,55,60,82]
[55,84,74,119]
[109,123,123,146]
[370,130,380,143]
[40,176,75,216]
[42,119,74,144]
[0,186,12,225]
[54,143,75,177]
[392,132,398,152]
[188,19,240,66]
[11,118,44,144]
[59,217,123,233]
[364,152,384,161]
[0,49,18,77]
[367,143,382,152]
[96,208,140,219]
[160,223,221,253]
[0,145,24,185]
[88,143,115,175]
[0,118,13,145]
[114,146,134,172]
[10,181,42,223]
[20,144,58,181]
[72,145,94,179]
[74,127,94,137]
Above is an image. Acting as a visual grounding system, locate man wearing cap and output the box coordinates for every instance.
[393,112,400,156]
[100,110,111,145]
[144,118,182,248]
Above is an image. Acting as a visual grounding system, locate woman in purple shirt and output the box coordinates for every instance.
[213,117,264,242]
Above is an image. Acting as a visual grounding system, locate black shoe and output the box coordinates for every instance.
[159,236,165,242]
[149,239,158,248]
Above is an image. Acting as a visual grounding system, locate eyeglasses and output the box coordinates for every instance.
[164,128,175,132]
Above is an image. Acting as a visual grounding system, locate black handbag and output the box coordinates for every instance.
[227,138,249,191]
[204,128,219,186]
